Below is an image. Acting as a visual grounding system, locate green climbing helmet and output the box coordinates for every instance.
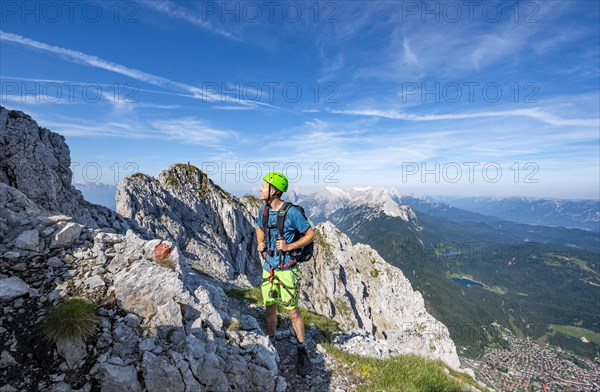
[263,172,288,193]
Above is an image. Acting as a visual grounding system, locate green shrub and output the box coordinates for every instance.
[42,298,98,342]
[166,175,179,186]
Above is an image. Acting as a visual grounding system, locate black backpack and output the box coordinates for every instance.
[262,202,314,263]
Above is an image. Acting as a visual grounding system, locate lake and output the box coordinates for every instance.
[452,277,485,288]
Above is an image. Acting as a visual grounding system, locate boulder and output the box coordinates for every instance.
[91,363,142,392]
[0,276,30,301]
[51,222,82,249]
[14,229,39,250]
[141,352,186,392]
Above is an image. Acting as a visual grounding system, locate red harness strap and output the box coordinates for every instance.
[278,259,297,269]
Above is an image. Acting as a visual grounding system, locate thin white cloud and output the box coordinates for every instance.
[41,120,145,138]
[211,105,257,111]
[329,108,599,127]
[138,0,242,41]
[402,38,419,67]
[28,110,236,147]
[150,118,238,145]
[0,31,280,110]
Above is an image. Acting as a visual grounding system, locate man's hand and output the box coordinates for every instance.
[276,238,290,252]
[258,241,267,253]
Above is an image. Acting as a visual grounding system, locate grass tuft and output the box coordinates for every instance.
[324,344,487,392]
[166,174,179,186]
[155,257,176,270]
[226,318,241,332]
[42,298,98,343]
[224,287,263,304]
[224,287,342,342]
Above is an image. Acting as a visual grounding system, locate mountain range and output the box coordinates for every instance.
[294,188,600,360]
[74,183,599,234]
[434,195,599,232]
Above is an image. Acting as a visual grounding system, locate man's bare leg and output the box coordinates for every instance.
[289,307,312,376]
[288,308,305,343]
[266,304,277,337]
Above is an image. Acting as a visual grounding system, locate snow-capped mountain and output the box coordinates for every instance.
[294,186,352,222]
[295,186,419,225]
[349,187,417,222]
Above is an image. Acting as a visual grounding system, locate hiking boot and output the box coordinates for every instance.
[296,346,312,377]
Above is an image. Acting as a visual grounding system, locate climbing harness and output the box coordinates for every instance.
[261,263,302,308]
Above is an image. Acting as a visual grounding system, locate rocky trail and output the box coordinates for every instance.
[223,291,366,392]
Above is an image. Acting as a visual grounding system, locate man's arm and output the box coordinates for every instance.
[256,227,266,252]
[276,227,315,252]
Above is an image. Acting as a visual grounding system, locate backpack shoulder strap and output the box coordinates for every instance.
[261,205,270,231]
[277,202,293,238]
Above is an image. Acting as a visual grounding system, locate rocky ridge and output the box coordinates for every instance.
[0,182,286,391]
[303,222,461,371]
[116,164,262,287]
[0,106,129,232]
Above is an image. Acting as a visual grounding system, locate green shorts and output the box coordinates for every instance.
[261,266,302,310]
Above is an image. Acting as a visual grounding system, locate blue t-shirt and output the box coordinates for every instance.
[257,204,311,270]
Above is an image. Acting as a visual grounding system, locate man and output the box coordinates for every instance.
[256,172,316,377]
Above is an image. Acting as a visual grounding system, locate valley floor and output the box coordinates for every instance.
[463,334,600,391]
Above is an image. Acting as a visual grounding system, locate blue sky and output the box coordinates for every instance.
[1,0,599,199]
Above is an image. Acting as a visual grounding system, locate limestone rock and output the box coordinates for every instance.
[14,229,39,250]
[301,221,463,371]
[56,338,87,368]
[0,106,130,232]
[51,222,83,249]
[47,256,65,268]
[91,363,142,392]
[0,276,30,301]
[141,352,186,392]
[84,275,105,289]
[115,164,262,286]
